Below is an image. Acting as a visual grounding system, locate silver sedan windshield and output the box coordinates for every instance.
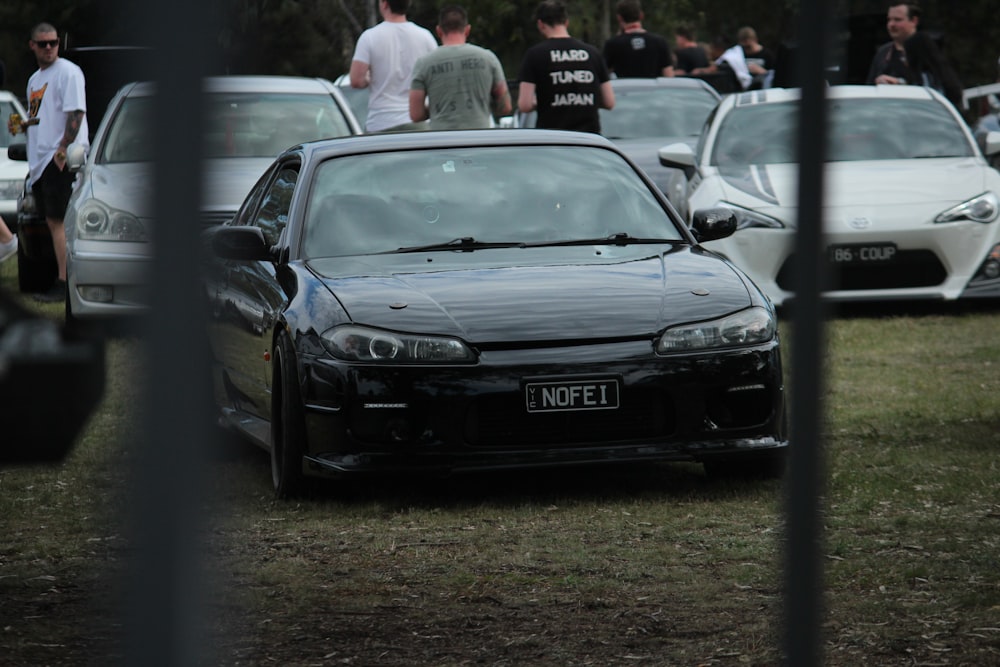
[101,92,355,163]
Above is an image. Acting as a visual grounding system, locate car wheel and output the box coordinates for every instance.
[16,238,56,293]
[271,332,308,499]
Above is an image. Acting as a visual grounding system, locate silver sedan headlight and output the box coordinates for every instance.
[934,192,999,223]
[76,199,148,241]
[322,325,476,363]
[657,306,776,353]
[0,178,22,201]
[719,202,785,230]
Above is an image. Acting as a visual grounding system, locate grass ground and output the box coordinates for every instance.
[1,257,998,665]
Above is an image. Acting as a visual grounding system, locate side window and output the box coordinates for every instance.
[251,166,299,247]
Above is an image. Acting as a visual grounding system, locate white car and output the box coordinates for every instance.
[63,75,362,328]
[0,91,29,221]
[660,85,1000,306]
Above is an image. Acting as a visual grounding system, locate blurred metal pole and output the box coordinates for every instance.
[784,0,832,665]
[126,0,216,665]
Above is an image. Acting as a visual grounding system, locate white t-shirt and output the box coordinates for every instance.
[353,20,437,132]
[26,57,90,185]
[717,45,752,91]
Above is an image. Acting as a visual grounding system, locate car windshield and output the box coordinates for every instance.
[100,91,355,163]
[303,145,683,257]
[709,97,974,166]
[599,87,718,140]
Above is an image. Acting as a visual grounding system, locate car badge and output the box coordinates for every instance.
[849,217,872,229]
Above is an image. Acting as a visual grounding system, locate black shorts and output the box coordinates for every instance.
[32,158,76,221]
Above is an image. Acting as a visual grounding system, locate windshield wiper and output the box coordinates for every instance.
[394,237,526,253]
[523,232,683,248]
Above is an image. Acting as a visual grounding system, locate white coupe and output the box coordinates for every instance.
[660,85,1000,306]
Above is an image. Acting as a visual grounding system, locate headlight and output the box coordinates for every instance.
[657,306,776,353]
[719,202,785,230]
[321,325,476,363]
[76,199,148,241]
[0,178,22,200]
[934,192,999,223]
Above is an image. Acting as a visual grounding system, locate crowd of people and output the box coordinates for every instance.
[346,0,968,136]
[2,1,975,286]
[348,0,780,135]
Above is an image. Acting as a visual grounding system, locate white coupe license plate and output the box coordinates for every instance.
[828,243,897,264]
[524,378,620,413]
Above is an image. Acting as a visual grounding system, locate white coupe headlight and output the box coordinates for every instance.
[934,192,999,224]
[322,325,476,363]
[719,202,785,230]
[76,199,148,241]
[657,307,776,353]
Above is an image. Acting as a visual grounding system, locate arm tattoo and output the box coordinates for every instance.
[62,110,84,146]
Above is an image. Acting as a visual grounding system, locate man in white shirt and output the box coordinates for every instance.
[349,0,437,132]
[15,22,89,302]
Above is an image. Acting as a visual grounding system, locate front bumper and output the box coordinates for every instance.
[296,339,788,478]
[67,238,151,318]
[706,221,1000,305]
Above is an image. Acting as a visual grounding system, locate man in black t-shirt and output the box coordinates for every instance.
[737,26,776,89]
[602,0,673,78]
[673,25,709,76]
[866,2,920,84]
[518,0,614,134]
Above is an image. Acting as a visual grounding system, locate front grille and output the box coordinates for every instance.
[775,250,946,291]
[464,389,673,447]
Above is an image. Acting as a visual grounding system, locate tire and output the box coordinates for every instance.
[16,237,56,293]
[271,332,308,499]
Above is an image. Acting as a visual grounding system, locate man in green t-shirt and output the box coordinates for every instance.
[409,5,512,130]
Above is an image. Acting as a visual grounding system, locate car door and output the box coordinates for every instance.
[209,160,299,420]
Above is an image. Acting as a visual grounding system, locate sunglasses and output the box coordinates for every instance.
[33,39,59,49]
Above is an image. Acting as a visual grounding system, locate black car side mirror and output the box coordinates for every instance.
[691,207,738,243]
[207,225,273,261]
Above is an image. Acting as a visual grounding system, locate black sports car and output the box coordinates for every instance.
[203,129,787,497]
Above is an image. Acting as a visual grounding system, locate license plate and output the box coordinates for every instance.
[828,243,898,264]
[525,378,620,413]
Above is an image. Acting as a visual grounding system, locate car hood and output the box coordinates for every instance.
[88,164,154,215]
[308,247,754,343]
[713,159,994,219]
[87,157,273,217]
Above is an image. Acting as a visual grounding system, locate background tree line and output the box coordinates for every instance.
[1,0,998,110]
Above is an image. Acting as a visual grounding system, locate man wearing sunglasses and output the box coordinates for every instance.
[20,22,89,302]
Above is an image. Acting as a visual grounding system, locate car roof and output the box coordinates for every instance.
[720,83,939,108]
[296,129,620,160]
[610,77,720,96]
[120,75,342,97]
